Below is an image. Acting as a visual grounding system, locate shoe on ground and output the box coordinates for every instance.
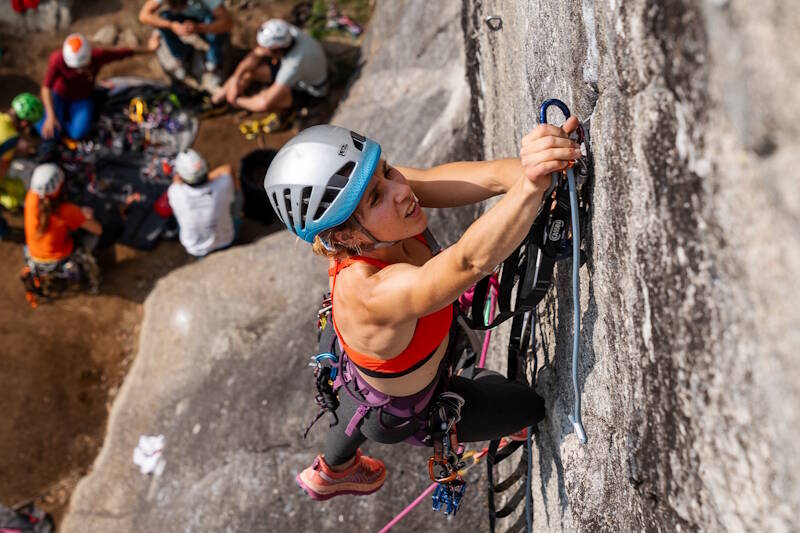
[296,449,386,501]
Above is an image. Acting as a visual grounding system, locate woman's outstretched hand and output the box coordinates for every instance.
[519,116,582,190]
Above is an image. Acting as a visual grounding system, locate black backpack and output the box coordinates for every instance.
[0,502,54,532]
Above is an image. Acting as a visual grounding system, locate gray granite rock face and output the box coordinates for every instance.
[466,0,800,531]
[0,0,72,33]
[62,0,799,531]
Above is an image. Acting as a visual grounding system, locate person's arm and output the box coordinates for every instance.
[399,158,525,209]
[208,163,232,179]
[76,206,102,235]
[80,218,102,235]
[231,49,264,80]
[139,0,173,30]
[195,5,233,34]
[40,86,59,139]
[234,83,291,113]
[346,118,582,326]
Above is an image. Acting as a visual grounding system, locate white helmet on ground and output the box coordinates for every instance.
[175,149,209,186]
[257,19,293,49]
[63,33,92,69]
[30,163,65,198]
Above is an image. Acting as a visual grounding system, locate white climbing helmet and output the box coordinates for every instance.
[257,19,293,49]
[30,163,65,198]
[63,33,92,69]
[174,149,209,186]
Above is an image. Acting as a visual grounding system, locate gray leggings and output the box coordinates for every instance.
[324,369,546,465]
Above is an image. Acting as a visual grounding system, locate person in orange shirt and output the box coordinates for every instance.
[24,163,102,291]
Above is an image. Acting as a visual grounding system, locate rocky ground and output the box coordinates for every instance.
[0,0,365,525]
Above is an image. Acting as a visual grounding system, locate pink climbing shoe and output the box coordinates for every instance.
[296,449,386,501]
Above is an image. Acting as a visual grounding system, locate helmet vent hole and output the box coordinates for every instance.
[335,162,355,180]
[350,132,365,151]
[282,190,295,228]
[270,192,283,224]
[300,186,312,225]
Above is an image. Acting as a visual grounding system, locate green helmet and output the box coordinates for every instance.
[11,93,44,123]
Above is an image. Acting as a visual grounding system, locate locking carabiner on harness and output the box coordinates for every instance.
[427,392,467,516]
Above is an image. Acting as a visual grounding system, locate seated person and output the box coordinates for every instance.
[24,163,103,291]
[0,92,43,238]
[167,149,241,257]
[211,19,328,114]
[139,0,233,90]
[38,33,154,142]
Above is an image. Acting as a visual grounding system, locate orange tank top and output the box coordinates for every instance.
[328,234,454,378]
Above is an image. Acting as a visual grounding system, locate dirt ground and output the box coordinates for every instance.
[0,0,364,525]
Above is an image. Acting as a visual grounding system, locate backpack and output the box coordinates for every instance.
[0,502,54,533]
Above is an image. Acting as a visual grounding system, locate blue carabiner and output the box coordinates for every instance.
[539,98,584,144]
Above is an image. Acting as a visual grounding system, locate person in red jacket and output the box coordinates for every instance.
[37,33,155,141]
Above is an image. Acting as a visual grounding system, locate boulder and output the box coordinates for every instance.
[117,28,141,49]
[92,24,119,47]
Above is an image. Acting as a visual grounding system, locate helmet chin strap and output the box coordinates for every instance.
[351,217,398,250]
[351,193,420,251]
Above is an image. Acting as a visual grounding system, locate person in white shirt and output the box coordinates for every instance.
[167,149,241,257]
[211,18,328,113]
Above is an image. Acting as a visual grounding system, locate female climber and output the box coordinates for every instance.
[263,116,582,500]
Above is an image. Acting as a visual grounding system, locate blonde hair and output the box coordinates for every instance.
[309,216,366,259]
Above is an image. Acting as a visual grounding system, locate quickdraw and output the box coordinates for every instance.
[483,98,591,533]
[427,392,467,516]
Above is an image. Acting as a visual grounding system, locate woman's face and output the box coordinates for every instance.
[354,159,427,243]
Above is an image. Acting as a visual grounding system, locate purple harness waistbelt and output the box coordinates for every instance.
[333,333,453,446]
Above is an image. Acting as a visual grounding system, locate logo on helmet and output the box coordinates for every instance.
[67,36,83,52]
[338,144,348,157]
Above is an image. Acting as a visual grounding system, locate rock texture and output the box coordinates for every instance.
[466,0,800,531]
[63,0,800,532]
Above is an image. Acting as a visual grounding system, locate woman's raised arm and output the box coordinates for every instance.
[398,158,522,208]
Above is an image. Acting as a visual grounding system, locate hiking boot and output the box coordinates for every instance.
[296,449,386,501]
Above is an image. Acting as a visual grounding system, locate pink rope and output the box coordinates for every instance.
[378,482,438,533]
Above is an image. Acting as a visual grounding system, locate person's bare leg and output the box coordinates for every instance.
[235,84,292,113]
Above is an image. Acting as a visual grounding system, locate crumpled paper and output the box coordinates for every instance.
[133,434,166,475]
